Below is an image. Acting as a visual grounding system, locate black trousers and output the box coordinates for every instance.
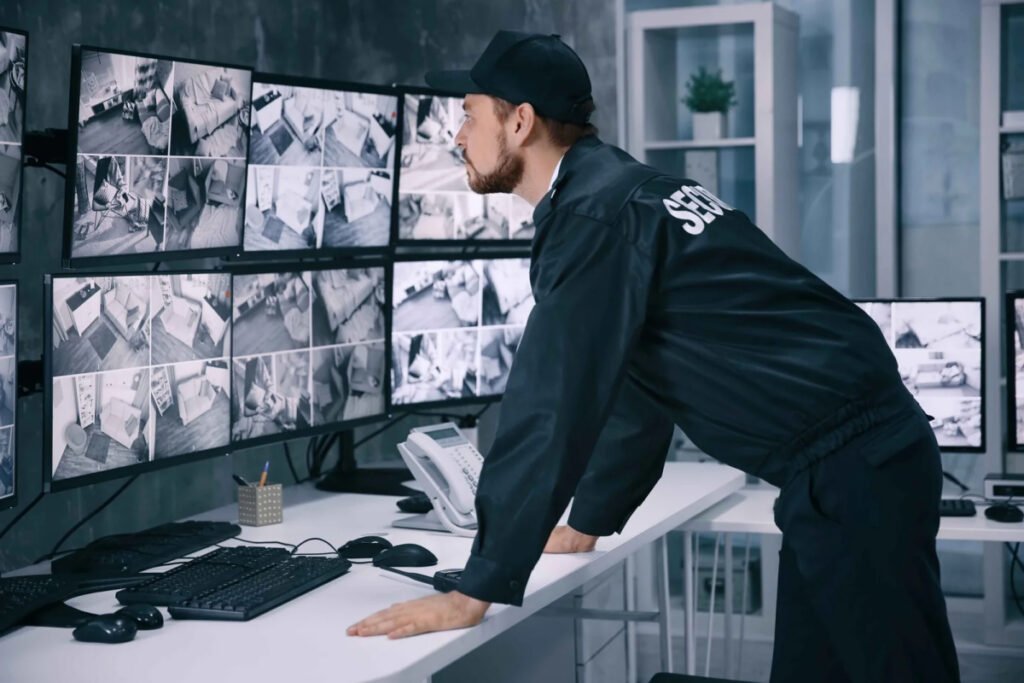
[769,419,960,683]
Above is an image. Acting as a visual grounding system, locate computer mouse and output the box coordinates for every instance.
[985,503,1024,523]
[372,543,438,568]
[72,615,137,644]
[338,535,393,560]
[115,604,164,630]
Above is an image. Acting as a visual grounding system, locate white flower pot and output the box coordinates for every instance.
[692,111,726,140]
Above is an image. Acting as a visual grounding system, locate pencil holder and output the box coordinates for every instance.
[237,483,283,526]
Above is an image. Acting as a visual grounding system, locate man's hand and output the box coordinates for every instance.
[544,525,599,554]
[347,591,491,639]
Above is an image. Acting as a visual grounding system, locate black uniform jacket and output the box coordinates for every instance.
[457,136,922,606]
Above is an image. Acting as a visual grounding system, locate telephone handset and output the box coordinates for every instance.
[396,422,483,537]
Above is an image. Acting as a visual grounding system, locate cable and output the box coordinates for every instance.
[353,413,413,449]
[283,441,301,485]
[941,470,970,493]
[219,538,297,549]
[0,491,45,543]
[289,537,338,556]
[36,476,139,564]
[1008,543,1024,619]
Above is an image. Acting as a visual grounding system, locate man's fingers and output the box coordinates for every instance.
[387,621,420,639]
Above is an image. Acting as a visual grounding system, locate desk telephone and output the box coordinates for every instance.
[396,422,483,537]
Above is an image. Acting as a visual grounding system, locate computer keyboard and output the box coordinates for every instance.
[0,575,84,633]
[116,546,291,606]
[168,555,352,621]
[51,520,242,576]
[939,499,977,517]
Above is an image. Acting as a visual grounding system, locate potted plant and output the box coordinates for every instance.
[683,67,736,140]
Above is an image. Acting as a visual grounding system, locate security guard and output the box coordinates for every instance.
[349,31,960,682]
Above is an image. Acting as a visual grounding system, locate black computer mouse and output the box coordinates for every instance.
[985,503,1024,523]
[372,543,438,568]
[115,604,164,630]
[338,535,393,560]
[72,615,137,644]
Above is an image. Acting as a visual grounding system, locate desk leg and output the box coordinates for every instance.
[656,534,674,673]
[683,530,695,676]
[724,533,733,679]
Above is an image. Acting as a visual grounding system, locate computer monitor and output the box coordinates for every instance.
[229,262,389,448]
[46,272,233,490]
[394,88,535,245]
[854,298,984,452]
[64,45,253,265]
[242,74,398,256]
[0,281,17,509]
[391,254,534,409]
[0,28,27,264]
[1006,292,1024,451]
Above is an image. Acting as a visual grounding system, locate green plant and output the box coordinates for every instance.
[682,67,736,113]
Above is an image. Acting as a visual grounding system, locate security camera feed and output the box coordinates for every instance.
[50,274,232,482]
[0,284,16,503]
[69,48,252,260]
[231,267,386,442]
[1008,295,1024,449]
[0,29,27,256]
[391,258,533,405]
[855,299,983,449]
[243,79,397,252]
[398,93,534,242]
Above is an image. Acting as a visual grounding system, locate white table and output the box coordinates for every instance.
[679,487,1024,677]
[1,462,744,683]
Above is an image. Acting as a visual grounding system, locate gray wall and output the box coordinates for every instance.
[0,0,616,572]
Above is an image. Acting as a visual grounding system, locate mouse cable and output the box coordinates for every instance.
[1007,543,1024,619]
[0,490,45,544]
[35,476,139,564]
[289,537,339,556]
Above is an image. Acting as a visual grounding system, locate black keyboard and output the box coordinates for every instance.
[939,499,977,517]
[51,521,241,576]
[116,546,291,606]
[168,555,352,621]
[0,575,83,633]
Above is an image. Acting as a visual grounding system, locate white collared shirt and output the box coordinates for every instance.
[547,154,565,196]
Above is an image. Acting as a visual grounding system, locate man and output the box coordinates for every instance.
[349,31,959,682]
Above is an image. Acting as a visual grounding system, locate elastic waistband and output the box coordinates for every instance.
[755,382,923,487]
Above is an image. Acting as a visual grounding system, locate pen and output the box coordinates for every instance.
[232,474,250,487]
[259,460,269,487]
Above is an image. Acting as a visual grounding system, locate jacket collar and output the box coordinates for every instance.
[532,135,603,226]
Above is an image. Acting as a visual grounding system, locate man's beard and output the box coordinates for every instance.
[465,133,524,194]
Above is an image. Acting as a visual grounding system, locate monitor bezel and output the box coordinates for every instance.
[1006,291,1024,452]
[44,268,236,492]
[238,71,402,261]
[226,256,393,452]
[0,279,18,510]
[389,249,531,412]
[391,85,534,249]
[854,296,986,454]
[62,44,255,268]
[0,26,28,266]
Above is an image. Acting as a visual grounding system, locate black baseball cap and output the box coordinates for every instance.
[425,31,594,125]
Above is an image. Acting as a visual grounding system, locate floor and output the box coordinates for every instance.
[244,212,316,252]
[393,287,463,333]
[71,210,159,258]
[151,307,225,365]
[322,201,391,248]
[323,125,385,168]
[77,108,154,156]
[52,421,149,480]
[249,119,321,167]
[52,317,147,378]
[233,300,307,357]
[634,633,1024,683]
[153,389,230,459]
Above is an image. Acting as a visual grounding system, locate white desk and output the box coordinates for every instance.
[679,487,1024,677]
[1,463,744,683]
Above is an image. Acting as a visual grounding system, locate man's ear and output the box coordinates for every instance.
[510,102,538,147]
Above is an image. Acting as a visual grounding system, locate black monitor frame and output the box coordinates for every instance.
[855,296,986,454]
[44,269,235,492]
[226,257,392,452]
[390,249,531,412]
[62,44,255,267]
[391,85,534,249]
[0,279,18,510]
[237,71,401,261]
[0,26,28,265]
[1006,291,1024,452]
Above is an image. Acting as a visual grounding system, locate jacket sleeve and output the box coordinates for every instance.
[457,214,655,606]
[567,372,675,536]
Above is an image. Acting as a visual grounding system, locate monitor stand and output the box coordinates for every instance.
[391,510,449,533]
[314,430,416,496]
